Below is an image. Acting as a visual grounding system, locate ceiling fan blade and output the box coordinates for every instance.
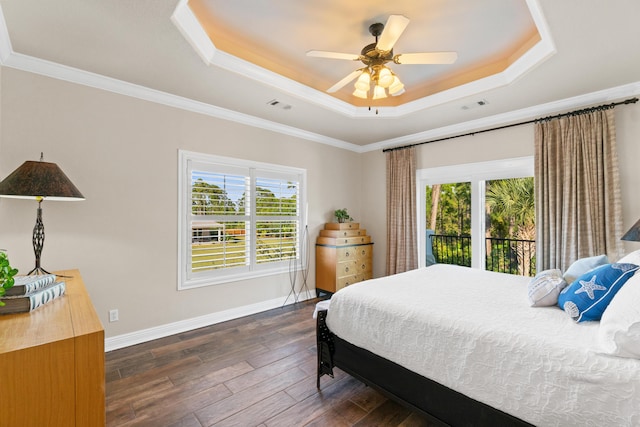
[395,52,458,64]
[307,50,360,61]
[376,15,410,53]
[327,69,363,93]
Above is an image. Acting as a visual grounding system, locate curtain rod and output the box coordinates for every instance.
[382,97,639,153]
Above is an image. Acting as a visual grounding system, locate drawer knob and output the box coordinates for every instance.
[345,251,350,257]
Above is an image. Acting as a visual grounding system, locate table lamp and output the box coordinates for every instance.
[0,153,84,275]
[622,218,640,242]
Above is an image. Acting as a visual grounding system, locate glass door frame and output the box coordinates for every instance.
[416,156,534,269]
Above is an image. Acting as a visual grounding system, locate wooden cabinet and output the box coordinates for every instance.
[316,223,373,293]
[0,270,105,427]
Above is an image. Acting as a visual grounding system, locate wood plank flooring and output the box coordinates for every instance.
[105,299,435,427]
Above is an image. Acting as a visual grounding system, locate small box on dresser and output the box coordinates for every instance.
[316,222,373,294]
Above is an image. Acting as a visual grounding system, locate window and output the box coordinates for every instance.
[179,150,307,289]
[417,157,534,274]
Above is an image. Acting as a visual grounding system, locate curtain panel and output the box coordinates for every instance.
[534,109,624,271]
[385,147,418,275]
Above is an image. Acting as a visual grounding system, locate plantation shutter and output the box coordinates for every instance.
[254,172,300,265]
[181,152,305,289]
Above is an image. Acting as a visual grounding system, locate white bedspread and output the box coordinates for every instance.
[326,264,640,426]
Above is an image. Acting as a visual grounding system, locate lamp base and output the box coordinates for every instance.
[28,201,50,276]
[27,266,52,276]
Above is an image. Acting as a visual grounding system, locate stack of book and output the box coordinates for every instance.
[0,274,66,315]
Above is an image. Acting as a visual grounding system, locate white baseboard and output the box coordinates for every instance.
[105,289,316,352]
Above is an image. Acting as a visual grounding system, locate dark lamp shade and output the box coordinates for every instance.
[0,160,84,201]
[622,218,640,242]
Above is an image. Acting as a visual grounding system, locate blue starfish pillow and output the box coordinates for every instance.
[558,263,639,322]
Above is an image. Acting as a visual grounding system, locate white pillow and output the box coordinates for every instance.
[618,249,640,266]
[528,269,567,307]
[563,254,608,284]
[598,270,640,358]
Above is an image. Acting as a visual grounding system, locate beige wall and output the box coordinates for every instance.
[360,103,640,275]
[360,123,535,278]
[2,65,639,342]
[0,67,362,338]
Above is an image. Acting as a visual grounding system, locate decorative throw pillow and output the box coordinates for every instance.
[618,249,640,266]
[527,269,567,307]
[598,270,640,358]
[562,254,608,284]
[557,263,639,322]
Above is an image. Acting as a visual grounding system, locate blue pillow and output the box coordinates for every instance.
[562,254,608,284]
[558,263,639,322]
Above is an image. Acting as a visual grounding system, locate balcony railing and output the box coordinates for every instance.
[428,233,536,276]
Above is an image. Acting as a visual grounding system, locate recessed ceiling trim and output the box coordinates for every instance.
[172,0,556,119]
[362,81,640,153]
[0,33,361,153]
[1,4,637,156]
[0,3,12,63]
[170,0,216,64]
[211,49,359,116]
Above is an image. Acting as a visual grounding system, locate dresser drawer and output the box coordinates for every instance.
[317,235,372,246]
[336,260,358,276]
[335,271,373,290]
[336,244,372,261]
[337,259,372,277]
[319,228,367,238]
[336,274,364,290]
[324,222,360,230]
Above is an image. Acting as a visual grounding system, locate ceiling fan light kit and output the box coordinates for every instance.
[307,14,457,101]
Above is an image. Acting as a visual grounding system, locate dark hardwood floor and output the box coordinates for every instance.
[105,299,435,427]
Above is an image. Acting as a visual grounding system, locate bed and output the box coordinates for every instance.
[316,263,640,426]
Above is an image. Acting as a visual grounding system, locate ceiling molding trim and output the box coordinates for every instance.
[170,1,360,117]
[385,0,555,117]
[362,81,640,153]
[502,0,556,83]
[0,4,12,64]
[0,51,360,153]
[172,0,556,119]
[0,2,361,151]
[170,0,216,64]
[211,50,359,116]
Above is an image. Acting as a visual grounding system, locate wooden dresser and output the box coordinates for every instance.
[0,269,105,426]
[316,222,373,293]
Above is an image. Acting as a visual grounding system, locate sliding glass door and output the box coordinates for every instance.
[417,157,535,275]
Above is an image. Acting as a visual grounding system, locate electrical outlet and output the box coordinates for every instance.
[109,309,119,322]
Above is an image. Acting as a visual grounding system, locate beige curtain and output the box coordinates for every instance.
[534,109,624,271]
[386,147,418,275]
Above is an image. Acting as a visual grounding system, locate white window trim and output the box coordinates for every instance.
[416,156,534,269]
[178,150,308,290]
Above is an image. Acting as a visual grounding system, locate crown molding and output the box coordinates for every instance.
[363,81,640,153]
[0,6,361,152]
[1,3,638,155]
[171,0,557,119]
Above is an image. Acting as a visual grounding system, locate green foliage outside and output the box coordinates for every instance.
[191,178,299,272]
[426,182,471,236]
[426,177,536,276]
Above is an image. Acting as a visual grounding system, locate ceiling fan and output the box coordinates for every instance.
[307,15,457,99]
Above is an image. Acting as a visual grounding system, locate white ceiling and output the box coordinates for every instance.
[0,0,639,152]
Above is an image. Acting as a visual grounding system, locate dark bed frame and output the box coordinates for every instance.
[316,310,534,427]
